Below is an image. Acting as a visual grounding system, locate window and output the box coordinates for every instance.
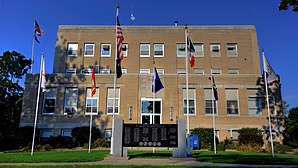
[212,68,221,74]
[66,68,76,74]
[43,88,57,114]
[226,89,239,115]
[121,69,127,74]
[194,43,204,57]
[204,89,217,115]
[101,44,111,57]
[230,129,240,140]
[140,44,150,57]
[67,43,78,56]
[40,129,53,138]
[107,88,120,114]
[177,43,186,57]
[105,129,112,139]
[81,68,92,75]
[64,88,78,115]
[228,68,239,75]
[156,68,164,75]
[210,44,220,57]
[99,69,110,74]
[183,89,196,115]
[154,44,164,57]
[122,44,128,57]
[177,68,186,74]
[140,69,150,74]
[248,89,262,116]
[85,88,99,115]
[84,43,94,56]
[61,129,72,137]
[194,68,204,74]
[227,43,238,56]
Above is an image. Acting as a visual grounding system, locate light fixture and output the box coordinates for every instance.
[170,107,173,121]
[129,106,133,120]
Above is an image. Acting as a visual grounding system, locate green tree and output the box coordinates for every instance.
[0,51,31,150]
[279,0,298,12]
[283,107,298,148]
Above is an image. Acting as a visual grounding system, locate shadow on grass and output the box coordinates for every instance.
[128,150,172,159]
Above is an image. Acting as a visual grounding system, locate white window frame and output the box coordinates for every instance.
[140,44,150,57]
[204,89,218,116]
[107,88,120,115]
[99,68,110,74]
[121,68,127,74]
[64,88,78,115]
[85,88,99,115]
[194,68,204,74]
[227,43,238,57]
[247,89,262,117]
[81,68,92,75]
[154,44,164,57]
[105,129,112,139]
[66,68,76,74]
[140,98,163,124]
[212,68,222,75]
[140,69,150,74]
[228,68,239,75]
[183,89,196,115]
[177,43,186,57]
[194,43,204,57]
[67,43,78,57]
[156,68,164,75]
[226,89,240,116]
[42,88,57,115]
[177,68,186,74]
[122,43,128,57]
[210,44,220,57]
[84,43,95,57]
[101,44,111,57]
[61,129,72,137]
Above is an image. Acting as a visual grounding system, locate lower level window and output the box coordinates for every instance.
[61,129,72,137]
[105,129,112,139]
[40,129,53,138]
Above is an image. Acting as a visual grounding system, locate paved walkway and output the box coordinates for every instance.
[0,157,297,168]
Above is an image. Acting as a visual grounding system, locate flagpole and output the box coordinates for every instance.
[185,26,191,155]
[152,62,155,153]
[211,68,217,154]
[110,3,120,155]
[262,50,275,157]
[31,54,43,156]
[31,18,36,74]
[88,67,94,153]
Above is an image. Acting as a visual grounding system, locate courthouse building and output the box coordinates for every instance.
[20,25,282,141]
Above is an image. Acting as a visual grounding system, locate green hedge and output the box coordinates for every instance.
[72,126,101,147]
[191,128,216,150]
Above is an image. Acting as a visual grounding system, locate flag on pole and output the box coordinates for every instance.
[152,67,164,93]
[34,19,44,43]
[41,55,46,92]
[209,76,218,101]
[91,68,96,97]
[263,51,278,83]
[187,35,195,68]
[116,8,124,79]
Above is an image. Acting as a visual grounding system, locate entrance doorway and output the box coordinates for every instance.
[141,98,162,124]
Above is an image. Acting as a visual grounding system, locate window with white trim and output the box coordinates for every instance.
[43,88,57,114]
[64,88,78,115]
[247,89,262,116]
[101,44,111,57]
[228,68,239,75]
[194,68,204,74]
[204,89,217,115]
[226,89,239,115]
[194,43,204,57]
[84,43,94,56]
[105,129,112,139]
[227,43,238,57]
[212,68,222,75]
[67,43,78,56]
[61,129,72,137]
[140,44,150,57]
[177,68,186,74]
[183,89,196,115]
[154,44,164,57]
[40,129,53,138]
[156,68,164,75]
[121,69,127,74]
[85,88,99,115]
[81,68,92,75]
[66,68,76,74]
[210,44,220,57]
[177,43,186,57]
[107,88,120,114]
[99,69,110,74]
[122,43,128,57]
[140,69,150,74]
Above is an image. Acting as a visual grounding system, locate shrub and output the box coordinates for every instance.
[43,144,52,151]
[273,142,292,153]
[236,144,263,152]
[18,126,40,148]
[46,136,74,149]
[93,138,110,148]
[72,126,101,147]
[238,128,263,146]
[219,138,238,151]
[191,128,214,150]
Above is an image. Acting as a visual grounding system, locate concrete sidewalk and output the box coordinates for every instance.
[0,157,297,168]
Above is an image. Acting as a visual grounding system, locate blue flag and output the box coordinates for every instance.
[209,76,218,101]
[152,67,164,93]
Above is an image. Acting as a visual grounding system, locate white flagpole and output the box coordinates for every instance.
[88,68,94,153]
[211,68,217,154]
[31,54,43,156]
[152,62,155,153]
[110,4,119,155]
[262,50,275,157]
[31,18,35,74]
[185,26,191,155]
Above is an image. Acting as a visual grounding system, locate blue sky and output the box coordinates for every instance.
[0,0,297,109]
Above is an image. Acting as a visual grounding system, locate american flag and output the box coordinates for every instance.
[117,15,124,63]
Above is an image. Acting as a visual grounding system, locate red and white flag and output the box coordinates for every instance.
[41,55,46,92]
[187,35,195,68]
[91,68,96,97]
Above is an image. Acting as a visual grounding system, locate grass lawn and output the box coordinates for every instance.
[196,151,298,165]
[0,150,109,163]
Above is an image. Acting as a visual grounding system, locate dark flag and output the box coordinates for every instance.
[209,76,218,101]
[34,19,44,43]
[152,67,164,93]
